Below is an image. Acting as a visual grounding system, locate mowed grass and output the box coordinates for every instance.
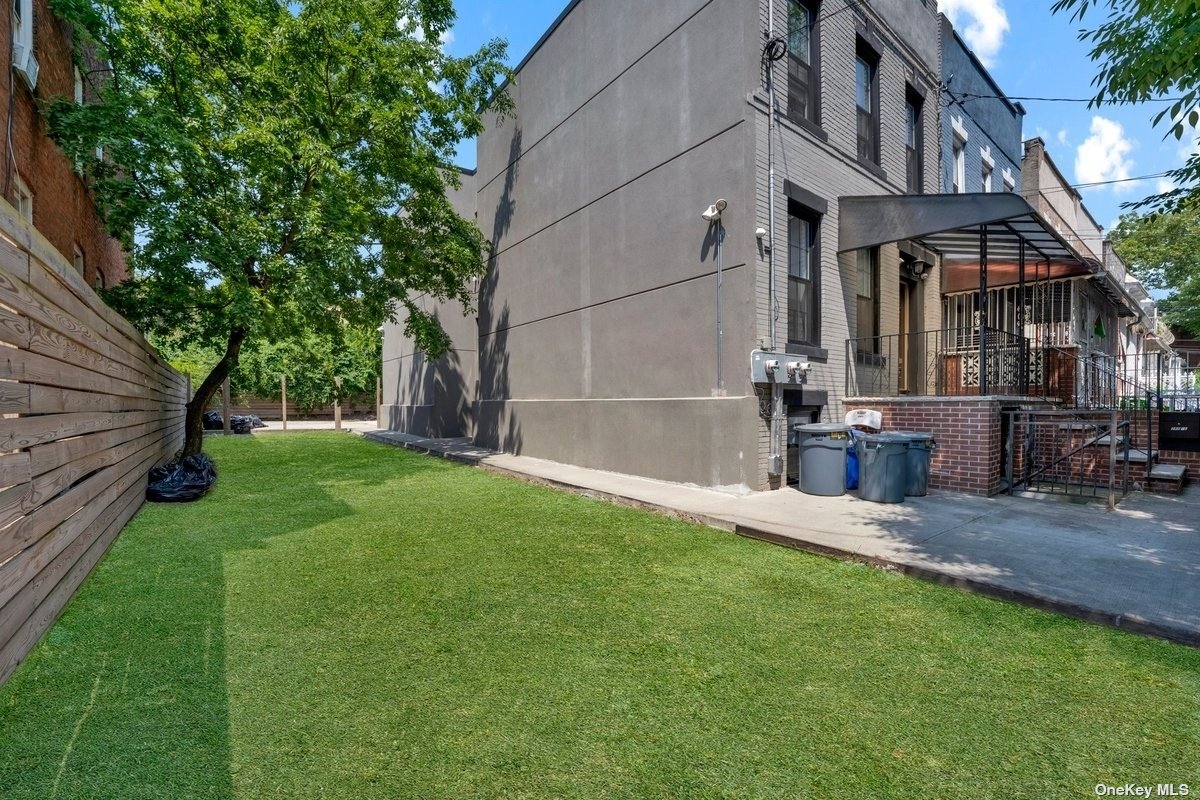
[1,433,1197,799]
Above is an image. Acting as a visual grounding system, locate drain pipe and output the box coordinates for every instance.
[763,27,788,477]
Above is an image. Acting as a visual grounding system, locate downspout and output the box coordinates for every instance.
[764,10,787,478]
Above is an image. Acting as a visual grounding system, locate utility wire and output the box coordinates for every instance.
[950,90,1187,105]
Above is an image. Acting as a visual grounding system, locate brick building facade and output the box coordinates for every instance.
[2,0,126,289]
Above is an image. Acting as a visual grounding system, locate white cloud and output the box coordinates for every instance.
[1075,115,1137,192]
[1056,129,1070,147]
[941,0,1010,67]
[439,29,455,51]
[1157,177,1177,195]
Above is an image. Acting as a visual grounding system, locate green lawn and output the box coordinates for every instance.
[1,433,1197,799]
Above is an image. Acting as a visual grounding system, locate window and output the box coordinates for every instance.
[982,163,993,192]
[1002,169,1015,193]
[93,268,105,291]
[13,174,32,223]
[787,202,820,346]
[905,92,923,193]
[74,66,84,104]
[856,247,880,352]
[952,138,965,193]
[787,0,819,125]
[73,246,84,277]
[855,42,879,164]
[12,0,31,51]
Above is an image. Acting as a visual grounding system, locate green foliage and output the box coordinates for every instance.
[157,326,381,411]
[1051,0,1200,209]
[235,327,381,410]
[45,0,509,369]
[1109,203,1200,335]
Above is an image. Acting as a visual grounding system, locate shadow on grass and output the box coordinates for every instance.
[0,434,443,800]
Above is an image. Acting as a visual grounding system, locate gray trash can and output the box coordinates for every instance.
[891,432,936,496]
[856,433,909,503]
[797,423,852,496]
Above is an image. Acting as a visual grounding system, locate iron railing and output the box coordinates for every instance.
[846,327,1030,398]
[1003,408,1133,508]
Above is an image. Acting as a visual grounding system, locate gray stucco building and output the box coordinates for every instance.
[382,0,943,491]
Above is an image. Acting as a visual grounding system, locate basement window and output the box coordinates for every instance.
[13,175,32,223]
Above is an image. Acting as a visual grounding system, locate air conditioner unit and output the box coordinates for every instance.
[12,41,38,90]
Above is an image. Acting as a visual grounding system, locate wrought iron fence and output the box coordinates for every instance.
[845,327,1029,397]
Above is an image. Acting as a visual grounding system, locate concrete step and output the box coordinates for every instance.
[1149,463,1187,482]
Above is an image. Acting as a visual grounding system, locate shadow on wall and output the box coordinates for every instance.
[429,308,473,438]
[476,303,522,456]
[474,127,524,455]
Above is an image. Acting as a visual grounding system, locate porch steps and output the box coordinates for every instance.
[1148,463,1188,495]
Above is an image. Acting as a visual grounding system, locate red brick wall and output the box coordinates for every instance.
[1,0,126,289]
[846,397,1026,495]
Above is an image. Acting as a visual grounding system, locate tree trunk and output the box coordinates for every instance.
[181,326,248,457]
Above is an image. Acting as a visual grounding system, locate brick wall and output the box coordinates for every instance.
[1,0,126,290]
[846,396,1017,495]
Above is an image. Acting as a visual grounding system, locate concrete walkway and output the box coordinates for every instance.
[364,429,1200,645]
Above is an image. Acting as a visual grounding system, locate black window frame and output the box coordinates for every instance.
[786,199,821,348]
[854,38,880,166]
[904,88,923,194]
[855,247,881,354]
[786,0,820,127]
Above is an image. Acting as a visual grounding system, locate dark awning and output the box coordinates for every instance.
[838,193,1101,291]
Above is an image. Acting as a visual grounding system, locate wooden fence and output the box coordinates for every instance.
[0,205,186,685]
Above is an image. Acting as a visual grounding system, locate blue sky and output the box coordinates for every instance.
[445,0,1197,234]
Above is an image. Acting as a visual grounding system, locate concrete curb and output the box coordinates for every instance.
[363,431,1199,648]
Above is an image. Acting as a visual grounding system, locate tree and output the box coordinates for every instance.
[1051,0,1200,209]
[1109,203,1200,334]
[47,0,509,455]
[158,324,382,413]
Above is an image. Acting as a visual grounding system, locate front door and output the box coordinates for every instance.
[899,275,922,394]
[899,280,911,393]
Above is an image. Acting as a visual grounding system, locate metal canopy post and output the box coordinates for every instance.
[979,226,989,395]
[1017,238,1027,394]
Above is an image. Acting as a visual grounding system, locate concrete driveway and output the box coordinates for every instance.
[365,430,1200,645]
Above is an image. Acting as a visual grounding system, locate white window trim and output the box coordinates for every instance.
[1002,167,1015,192]
[980,145,994,170]
[12,0,32,52]
[73,66,84,104]
[950,114,969,144]
[952,138,966,194]
[13,174,33,224]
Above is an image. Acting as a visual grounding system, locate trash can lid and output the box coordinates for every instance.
[859,432,912,443]
[889,430,936,442]
[797,423,852,433]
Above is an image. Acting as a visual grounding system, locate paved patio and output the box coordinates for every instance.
[365,429,1200,645]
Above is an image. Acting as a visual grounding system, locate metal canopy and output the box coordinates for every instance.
[837,193,1097,270]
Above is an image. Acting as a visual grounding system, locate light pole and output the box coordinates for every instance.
[702,199,728,395]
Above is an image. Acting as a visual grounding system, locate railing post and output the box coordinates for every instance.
[979,226,989,396]
[281,374,288,432]
[1108,407,1118,511]
[1005,410,1014,494]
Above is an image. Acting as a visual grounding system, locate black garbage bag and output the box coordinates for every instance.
[147,453,217,503]
[249,415,267,428]
[202,410,223,430]
[230,415,254,434]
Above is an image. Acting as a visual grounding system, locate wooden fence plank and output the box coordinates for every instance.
[0,306,29,348]
[0,452,30,486]
[0,434,163,564]
[28,416,181,477]
[0,479,145,655]
[0,382,30,414]
[0,482,143,685]
[0,441,163,611]
[0,348,178,403]
[0,410,179,452]
[27,384,184,415]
